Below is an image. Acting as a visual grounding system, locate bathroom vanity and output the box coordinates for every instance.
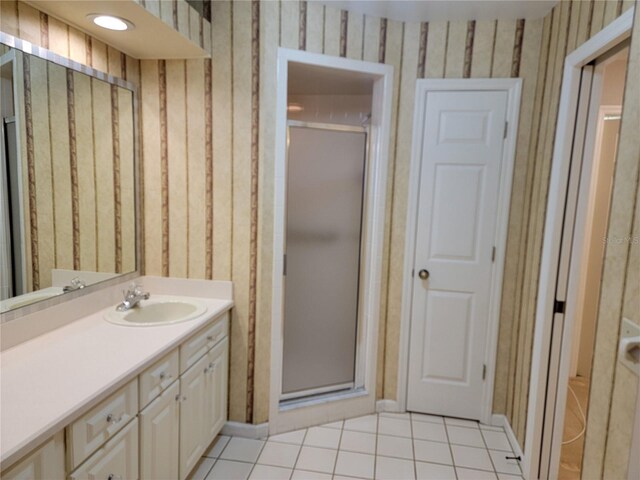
[0,279,233,480]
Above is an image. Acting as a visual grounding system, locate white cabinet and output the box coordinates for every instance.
[2,432,65,480]
[179,354,209,480]
[69,419,138,480]
[140,381,180,480]
[204,337,229,441]
[178,336,230,480]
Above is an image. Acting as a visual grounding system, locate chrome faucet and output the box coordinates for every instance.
[63,277,86,293]
[116,283,150,312]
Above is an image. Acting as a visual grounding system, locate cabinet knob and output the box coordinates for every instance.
[107,474,122,480]
[206,335,215,341]
[106,414,123,424]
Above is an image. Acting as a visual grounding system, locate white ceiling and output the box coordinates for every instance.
[311,0,558,22]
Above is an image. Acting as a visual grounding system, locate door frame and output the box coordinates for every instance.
[269,48,393,434]
[523,8,634,479]
[397,78,522,425]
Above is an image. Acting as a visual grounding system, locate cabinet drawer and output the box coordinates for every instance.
[66,379,138,470]
[69,418,138,480]
[180,313,229,373]
[139,348,179,409]
[2,431,65,480]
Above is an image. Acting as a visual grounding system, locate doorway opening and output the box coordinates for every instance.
[523,8,635,479]
[556,44,629,480]
[269,49,393,434]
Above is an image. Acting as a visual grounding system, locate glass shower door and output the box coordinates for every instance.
[282,122,367,400]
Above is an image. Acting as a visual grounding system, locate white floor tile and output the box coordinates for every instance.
[375,455,415,480]
[220,438,265,463]
[444,418,480,429]
[295,446,337,474]
[204,436,231,458]
[304,426,342,449]
[189,458,215,480]
[269,429,307,445]
[412,413,445,425]
[489,450,521,475]
[334,451,375,479]
[446,425,486,448]
[206,460,253,480]
[497,474,524,479]
[334,476,368,480]
[322,420,344,430]
[415,461,456,480]
[451,445,493,471]
[378,417,412,438]
[413,439,453,465]
[291,469,332,480]
[456,467,498,479]
[344,414,378,434]
[481,430,513,452]
[339,430,377,454]
[249,464,292,480]
[257,442,301,469]
[412,421,448,443]
[376,435,414,460]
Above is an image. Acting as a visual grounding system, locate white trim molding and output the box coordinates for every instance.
[396,78,522,425]
[491,414,525,463]
[269,48,394,434]
[221,422,269,439]
[523,8,634,480]
[376,399,401,413]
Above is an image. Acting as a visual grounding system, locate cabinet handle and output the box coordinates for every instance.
[106,413,123,424]
[107,474,122,480]
[204,362,215,374]
[206,335,215,342]
[159,371,172,381]
[175,394,187,402]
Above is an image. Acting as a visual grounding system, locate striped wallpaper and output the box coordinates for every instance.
[4,1,639,469]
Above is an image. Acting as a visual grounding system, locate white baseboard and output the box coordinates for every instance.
[222,421,269,439]
[491,414,524,461]
[376,399,401,413]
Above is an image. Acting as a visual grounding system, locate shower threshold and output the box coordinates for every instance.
[279,384,366,411]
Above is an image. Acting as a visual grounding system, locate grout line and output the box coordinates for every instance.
[479,423,500,475]
[291,427,309,474]
[410,411,418,480]
[245,438,268,480]
[443,419,460,480]
[373,413,380,480]
[331,422,345,477]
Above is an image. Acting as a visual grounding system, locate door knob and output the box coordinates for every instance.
[418,269,430,280]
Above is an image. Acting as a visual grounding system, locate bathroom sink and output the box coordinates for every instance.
[104,296,207,326]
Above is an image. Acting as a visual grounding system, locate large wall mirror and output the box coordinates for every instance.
[0,33,139,314]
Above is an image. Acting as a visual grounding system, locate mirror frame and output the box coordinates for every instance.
[0,31,142,322]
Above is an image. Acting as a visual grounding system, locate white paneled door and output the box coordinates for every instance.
[407,89,509,420]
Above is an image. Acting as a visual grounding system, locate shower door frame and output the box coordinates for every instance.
[280,120,370,403]
[269,48,393,434]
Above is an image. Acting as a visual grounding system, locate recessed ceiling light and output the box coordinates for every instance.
[87,14,134,31]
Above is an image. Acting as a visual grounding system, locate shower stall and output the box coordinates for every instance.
[281,121,368,402]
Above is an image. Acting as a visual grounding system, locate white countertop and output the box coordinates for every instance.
[0,296,233,470]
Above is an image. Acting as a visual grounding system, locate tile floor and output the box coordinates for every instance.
[188,413,523,480]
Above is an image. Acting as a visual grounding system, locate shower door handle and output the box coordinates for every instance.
[418,269,430,280]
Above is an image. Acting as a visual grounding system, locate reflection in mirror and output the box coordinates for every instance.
[0,43,136,313]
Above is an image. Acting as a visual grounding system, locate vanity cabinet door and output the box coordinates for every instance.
[69,419,138,480]
[204,337,229,443]
[2,432,65,480]
[179,354,208,480]
[140,381,180,480]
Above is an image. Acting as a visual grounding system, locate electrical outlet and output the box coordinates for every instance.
[619,318,640,376]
